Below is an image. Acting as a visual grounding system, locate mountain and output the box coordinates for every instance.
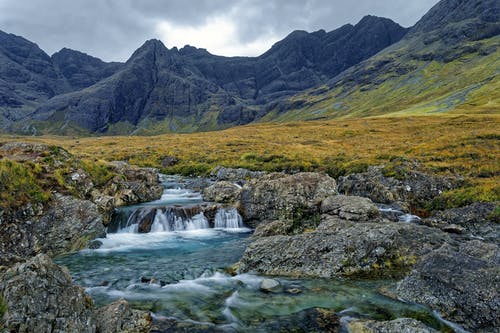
[265,0,500,121]
[51,48,123,90]
[12,15,408,134]
[0,32,122,130]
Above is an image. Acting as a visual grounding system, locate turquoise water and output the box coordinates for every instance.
[55,176,454,332]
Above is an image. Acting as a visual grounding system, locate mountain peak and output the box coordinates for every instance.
[409,0,499,41]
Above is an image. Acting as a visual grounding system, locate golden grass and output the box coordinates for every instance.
[1,114,498,209]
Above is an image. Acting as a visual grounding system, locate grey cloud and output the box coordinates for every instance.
[0,0,440,62]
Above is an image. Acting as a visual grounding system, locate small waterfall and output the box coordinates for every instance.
[150,210,209,232]
[215,208,244,229]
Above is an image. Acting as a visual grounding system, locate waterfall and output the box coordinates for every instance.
[113,206,245,233]
[214,208,244,229]
[150,210,209,232]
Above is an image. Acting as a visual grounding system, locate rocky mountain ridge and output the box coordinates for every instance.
[1,15,408,134]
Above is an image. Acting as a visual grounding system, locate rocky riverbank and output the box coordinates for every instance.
[1,153,498,332]
[203,166,499,332]
[0,142,162,332]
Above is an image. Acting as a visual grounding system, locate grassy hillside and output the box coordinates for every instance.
[264,35,499,121]
[2,114,498,211]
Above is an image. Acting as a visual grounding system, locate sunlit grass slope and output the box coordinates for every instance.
[2,114,498,210]
[263,36,499,122]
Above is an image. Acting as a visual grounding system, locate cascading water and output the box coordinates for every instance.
[54,175,458,332]
[214,207,244,229]
[150,210,209,232]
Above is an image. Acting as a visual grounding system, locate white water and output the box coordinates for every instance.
[215,207,244,229]
[150,211,210,232]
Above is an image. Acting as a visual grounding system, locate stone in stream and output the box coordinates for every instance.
[259,278,282,292]
[347,318,438,333]
[94,299,152,333]
[320,195,381,222]
[396,240,500,332]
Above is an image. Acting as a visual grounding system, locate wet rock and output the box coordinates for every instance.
[240,172,338,227]
[106,161,163,206]
[151,317,221,332]
[34,194,106,256]
[202,181,242,203]
[337,165,461,209]
[320,195,381,222]
[260,278,281,292]
[258,307,339,332]
[239,222,449,278]
[210,166,263,182]
[347,318,437,333]
[137,209,157,233]
[423,202,499,242]
[95,299,152,333]
[396,240,500,332]
[88,240,103,249]
[0,254,95,332]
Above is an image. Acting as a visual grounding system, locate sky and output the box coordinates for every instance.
[0,0,440,62]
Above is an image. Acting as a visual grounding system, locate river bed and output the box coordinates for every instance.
[55,175,455,332]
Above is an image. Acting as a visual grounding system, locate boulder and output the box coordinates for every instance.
[347,318,437,333]
[0,254,95,332]
[0,194,105,266]
[396,240,500,332]
[33,194,106,256]
[320,195,380,222]
[94,299,152,333]
[259,278,281,292]
[210,166,263,182]
[239,222,450,278]
[337,165,461,209]
[202,181,242,203]
[106,161,163,205]
[240,172,338,227]
[423,202,499,242]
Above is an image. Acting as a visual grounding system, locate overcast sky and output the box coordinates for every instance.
[0,0,440,62]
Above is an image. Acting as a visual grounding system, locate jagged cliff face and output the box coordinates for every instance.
[0,31,122,130]
[269,0,500,120]
[1,15,408,134]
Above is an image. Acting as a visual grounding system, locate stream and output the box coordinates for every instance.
[55,175,455,332]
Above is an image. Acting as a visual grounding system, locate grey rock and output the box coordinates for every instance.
[106,161,163,206]
[94,299,152,333]
[240,172,338,227]
[337,165,461,208]
[33,194,106,256]
[347,318,438,333]
[239,222,450,278]
[202,181,242,203]
[259,278,281,292]
[0,193,105,266]
[320,195,381,222]
[396,240,500,332]
[210,166,263,182]
[253,219,294,237]
[0,254,95,332]
[160,155,179,167]
[424,202,499,242]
